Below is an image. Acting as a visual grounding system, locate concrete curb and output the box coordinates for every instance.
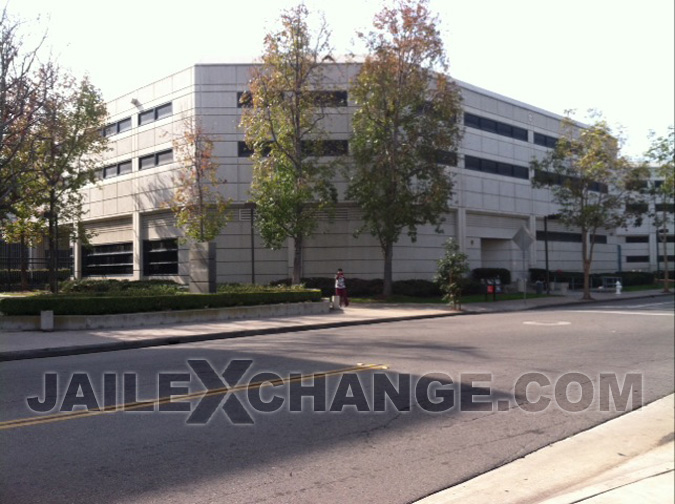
[0,311,460,362]
[0,300,331,332]
[414,394,675,504]
[0,292,670,362]
[461,291,674,315]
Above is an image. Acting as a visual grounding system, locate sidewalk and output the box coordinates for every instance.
[0,289,671,361]
[416,394,674,504]
[1,288,673,503]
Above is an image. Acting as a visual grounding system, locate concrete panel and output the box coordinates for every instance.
[482,137,499,155]
[498,141,515,159]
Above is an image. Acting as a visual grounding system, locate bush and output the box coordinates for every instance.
[271,277,385,297]
[472,268,511,285]
[393,279,441,297]
[0,289,322,316]
[615,271,655,287]
[59,279,184,296]
[529,269,657,288]
[0,268,70,290]
[459,278,484,296]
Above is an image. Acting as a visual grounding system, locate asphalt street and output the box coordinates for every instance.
[1,297,673,503]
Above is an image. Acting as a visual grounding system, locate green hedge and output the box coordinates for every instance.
[271,277,443,297]
[59,279,183,296]
[472,268,511,285]
[0,290,322,316]
[529,269,656,287]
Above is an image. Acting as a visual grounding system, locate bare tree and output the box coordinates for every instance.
[0,6,48,220]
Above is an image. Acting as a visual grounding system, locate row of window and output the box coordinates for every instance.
[237,90,349,108]
[237,140,349,157]
[533,169,608,193]
[626,255,675,263]
[464,113,529,142]
[533,133,558,148]
[464,112,562,149]
[626,235,675,243]
[102,103,173,138]
[103,117,132,137]
[82,240,178,277]
[99,150,173,179]
[464,155,530,180]
[535,231,608,244]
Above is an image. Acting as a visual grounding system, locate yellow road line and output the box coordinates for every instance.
[0,363,388,431]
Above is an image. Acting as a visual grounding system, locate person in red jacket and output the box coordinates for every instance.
[335,268,349,307]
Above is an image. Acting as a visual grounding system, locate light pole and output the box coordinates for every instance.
[658,227,670,293]
[544,214,560,294]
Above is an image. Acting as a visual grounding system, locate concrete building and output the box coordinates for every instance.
[68,63,672,286]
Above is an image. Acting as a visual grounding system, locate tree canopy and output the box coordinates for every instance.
[0,7,49,220]
[169,118,230,243]
[240,4,340,284]
[531,111,648,299]
[348,0,463,296]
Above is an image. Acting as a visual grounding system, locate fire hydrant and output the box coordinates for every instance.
[615,280,622,295]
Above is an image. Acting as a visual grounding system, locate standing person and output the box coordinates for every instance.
[335,268,349,307]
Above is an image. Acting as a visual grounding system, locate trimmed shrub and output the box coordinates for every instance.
[529,269,657,288]
[59,279,183,296]
[0,290,322,316]
[393,279,441,297]
[615,271,655,287]
[472,268,511,285]
[271,277,384,297]
[459,278,484,296]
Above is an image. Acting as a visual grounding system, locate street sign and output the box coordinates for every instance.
[512,226,534,251]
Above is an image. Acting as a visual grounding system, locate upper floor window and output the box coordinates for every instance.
[138,102,173,126]
[301,139,349,156]
[237,90,349,108]
[625,235,649,243]
[139,149,173,170]
[307,90,348,107]
[464,155,529,180]
[237,91,253,108]
[464,113,528,142]
[533,169,608,193]
[102,117,132,137]
[533,132,558,149]
[103,159,133,179]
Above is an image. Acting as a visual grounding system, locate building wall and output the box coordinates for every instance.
[75,63,659,286]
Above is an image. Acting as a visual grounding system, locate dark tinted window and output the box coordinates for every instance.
[139,110,155,126]
[625,235,649,243]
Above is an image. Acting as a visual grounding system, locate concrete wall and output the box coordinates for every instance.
[73,63,656,285]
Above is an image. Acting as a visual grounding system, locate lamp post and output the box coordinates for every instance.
[658,227,670,293]
[544,214,560,294]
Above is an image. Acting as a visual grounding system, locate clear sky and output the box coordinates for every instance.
[8,0,675,159]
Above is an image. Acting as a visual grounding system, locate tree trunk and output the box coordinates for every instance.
[19,233,28,291]
[662,226,670,293]
[581,231,592,300]
[292,236,303,285]
[382,241,393,297]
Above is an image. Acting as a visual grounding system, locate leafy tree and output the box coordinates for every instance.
[645,126,674,292]
[531,111,648,300]
[433,238,469,309]
[0,7,48,220]
[348,0,462,297]
[169,118,230,243]
[27,66,108,292]
[0,199,44,290]
[240,4,339,285]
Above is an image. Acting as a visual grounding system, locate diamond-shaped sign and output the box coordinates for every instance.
[513,226,534,251]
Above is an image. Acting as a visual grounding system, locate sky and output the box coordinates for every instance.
[8,0,675,160]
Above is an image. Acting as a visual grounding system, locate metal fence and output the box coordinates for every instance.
[0,245,73,291]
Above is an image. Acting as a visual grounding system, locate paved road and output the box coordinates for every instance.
[1,298,673,503]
